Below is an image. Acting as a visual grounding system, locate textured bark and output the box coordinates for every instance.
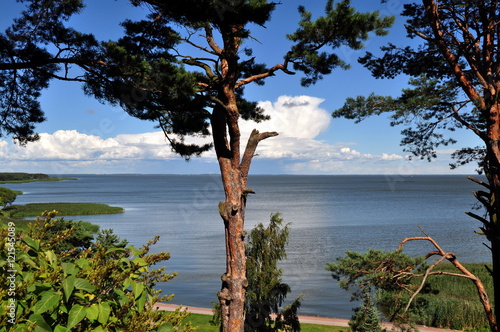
[210,24,280,330]
[486,102,500,332]
[421,2,500,330]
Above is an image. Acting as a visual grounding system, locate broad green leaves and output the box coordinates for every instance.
[67,305,86,330]
[0,212,192,331]
[33,291,61,315]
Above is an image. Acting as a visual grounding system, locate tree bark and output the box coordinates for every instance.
[208,21,280,332]
[485,101,500,332]
[211,94,248,332]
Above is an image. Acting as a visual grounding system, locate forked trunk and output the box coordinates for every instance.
[211,88,248,331]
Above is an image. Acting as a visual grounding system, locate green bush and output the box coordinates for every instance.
[41,218,100,255]
[0,211,193,331]
[379,262,493,331]
[0,187,17,208]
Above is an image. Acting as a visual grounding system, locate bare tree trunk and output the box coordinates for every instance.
[211,96,278,332]
[217,166,247,332]
[208,21,279,331]
[486,101,500,332]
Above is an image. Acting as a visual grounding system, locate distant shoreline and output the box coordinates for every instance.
[0,172,76,184]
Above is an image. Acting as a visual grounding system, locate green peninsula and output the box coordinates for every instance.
[0,172,76,183]
[3,202,124,217]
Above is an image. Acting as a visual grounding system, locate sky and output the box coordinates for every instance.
[0,0,484,175]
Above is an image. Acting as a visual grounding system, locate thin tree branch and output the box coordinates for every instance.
[397,231,496,331]
[235,62,295,88]
[204,24,222,55]
[404,254,448,312]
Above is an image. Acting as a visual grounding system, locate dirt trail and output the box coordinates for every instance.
[154,303,463,332]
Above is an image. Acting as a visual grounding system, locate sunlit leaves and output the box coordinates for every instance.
[0,212,192,331]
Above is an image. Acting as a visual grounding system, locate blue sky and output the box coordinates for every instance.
[0,0,482,175]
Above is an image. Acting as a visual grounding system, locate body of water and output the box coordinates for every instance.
[3,174,490,318]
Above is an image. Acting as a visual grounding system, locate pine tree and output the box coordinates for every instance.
[332,2,500,329]
[349,289,385,332]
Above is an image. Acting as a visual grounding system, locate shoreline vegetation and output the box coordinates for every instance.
[0,172,76,183]
[3,202,124,217]
[0,172,123,223]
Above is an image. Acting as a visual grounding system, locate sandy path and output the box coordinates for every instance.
[154,303,463,332]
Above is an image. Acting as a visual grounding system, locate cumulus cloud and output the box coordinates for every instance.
[241,95,331,139]
[0,95,415,174]
[2,130,175,161]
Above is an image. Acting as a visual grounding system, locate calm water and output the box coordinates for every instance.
[4,174,490,318]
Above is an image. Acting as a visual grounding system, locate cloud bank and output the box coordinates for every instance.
[0,95,452,174]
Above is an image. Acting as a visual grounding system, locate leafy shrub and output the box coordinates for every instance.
[0,187,17,208]
[0,211,193,331]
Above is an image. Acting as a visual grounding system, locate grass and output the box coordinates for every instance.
[381,262,493,331]
[184,313,350,331]
[2,202,124,217]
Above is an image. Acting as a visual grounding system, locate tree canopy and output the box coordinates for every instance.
[332,2,500,329]
[0,0,97,144]
[82,0,394,158]
[1,1,395,331]
[333,0,499,170]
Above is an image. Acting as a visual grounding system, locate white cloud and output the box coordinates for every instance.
[0,95,424,174]
[241,95,331,139]
[2,130,174,162]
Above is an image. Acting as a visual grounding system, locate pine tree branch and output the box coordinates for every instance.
[240,129,278,179]
[235,62,295,88]
[204,25,222,55]
[397,232,495,330]
[422,0,485,110]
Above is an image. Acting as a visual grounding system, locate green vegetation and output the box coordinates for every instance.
[0,212,193,331]
[348,290,384,332]
[0,187,17,208]
[3,202,124,217]
[244,213,301,331]
[381,262,494,331]
[39,219,100,255]
[211,213,302,331]
[328,248,494,331]
[0,172,75,183]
